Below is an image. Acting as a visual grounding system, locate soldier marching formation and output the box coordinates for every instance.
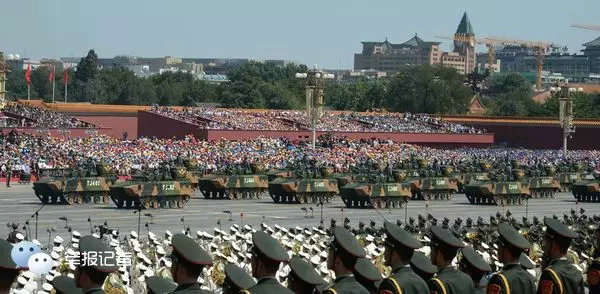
[0,209,598,294]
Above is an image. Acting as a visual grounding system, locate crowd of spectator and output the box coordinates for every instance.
[2,103,96,128]
[0,131,598,179]
[150,107,484,134]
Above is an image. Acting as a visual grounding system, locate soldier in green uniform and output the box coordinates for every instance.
[287,256,326,294]
[74,235,119,294]
[0,239,20,294]
[427,225,475,294]
[52,276,82,294]
[537,217,584,294]
[223,264,256,294]
[323,227,370,294]
[168,234,213,294]
[239,231,292,294]
[410,252,437,284]
[458,246,491,294]
[146,276,177,294]
[377,222,429,294]
[353,258,382,294]
[486,223,536,294]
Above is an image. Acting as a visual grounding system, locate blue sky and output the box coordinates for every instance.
[1,0,599,69]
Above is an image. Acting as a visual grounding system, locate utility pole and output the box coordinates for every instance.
[295,65,334,148]
[551,86,581,155]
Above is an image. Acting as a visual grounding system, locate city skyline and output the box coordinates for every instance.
[1,0,599,69]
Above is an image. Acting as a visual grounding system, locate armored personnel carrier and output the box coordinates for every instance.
[198,163,269,200]
[419,166,459,201]
[63,163,118,205]
[340,169,411,209]
[571,171,600,202]
[110,165,194,209]
[266,169,294,181]
[528,166,561,198]
[33,168,70,204]
[558,163,585,192]
[181,158,205,190]
[268,166,339,204]
[464,169,530,206]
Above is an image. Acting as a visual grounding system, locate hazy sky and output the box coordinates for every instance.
[2,0,599,69]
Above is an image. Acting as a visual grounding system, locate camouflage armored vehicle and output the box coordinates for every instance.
[419,166,459,200]
[571,171,600,202]
[110,165,194,209]
[392,169,423,199]
[266,169,294,181]
[460,161,492,192]
[340,171,411,209]
[268,166,339,204]
[528,166,561,198]
[63,163,118,205]
[464,169,530,206]
[33,168,70,204]
[181,158,205,190]
[198,163,269,200]
[558,163,585,192]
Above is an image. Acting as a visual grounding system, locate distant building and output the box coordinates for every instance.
[354,35,442,73]
[441,52,467,75]
[453,12,476,74]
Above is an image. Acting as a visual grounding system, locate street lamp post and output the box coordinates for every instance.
[295,66,334,148]
[550,86,583,155]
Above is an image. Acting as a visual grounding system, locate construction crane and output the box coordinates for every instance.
[436,35,556,90]
[572,24,600,31]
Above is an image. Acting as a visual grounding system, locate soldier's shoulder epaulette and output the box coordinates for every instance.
[238,290,251,294]
[323,288,338,294]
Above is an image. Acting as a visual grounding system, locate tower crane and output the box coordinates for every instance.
[572,24,600,31]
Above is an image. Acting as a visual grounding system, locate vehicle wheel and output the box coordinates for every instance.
[168,201,176,208]
[103,194,110,204]
[42,195,49,204]
[116,199,124,208]
[51,196,58,204]
[93,196,100,204]
[273,195,280,203]
[144,201,150,209]
[298,195,305,204]
[177,201,185,208]
[76,195,83,205]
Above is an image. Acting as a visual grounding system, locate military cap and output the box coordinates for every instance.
[519,253,535,270]
[410,252,437,274]
[289,257,326,286]
[145,276,177,294]
[171,234,212,266]
[544,217,579,239]
[332,227,366,258]
[384,221,422,249]
[460,246,491,272]
[0,239,16,269]
[79,235,118,273]
[430,226,464,248]
[498,223,531,250]
[354,258,382,282]
[224,263,256,289]
[252,231,289,262]
[52,276,82,294]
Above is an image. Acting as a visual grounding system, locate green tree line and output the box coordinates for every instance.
[5,49,600,118]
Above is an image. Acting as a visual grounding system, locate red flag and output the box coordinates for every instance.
[48,66,55,83]
[63,65,69,85]
[25,63,31,86]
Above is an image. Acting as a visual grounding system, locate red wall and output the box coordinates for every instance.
[75,115,138,138]
[137,111,198,139]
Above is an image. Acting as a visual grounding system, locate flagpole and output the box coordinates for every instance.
[52,65,55,103]
[28,84,30,100]
[65,82,68,103]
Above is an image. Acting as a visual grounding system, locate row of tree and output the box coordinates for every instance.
[5,50,600,118]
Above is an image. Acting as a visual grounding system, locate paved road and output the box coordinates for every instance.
[1,184,598,245]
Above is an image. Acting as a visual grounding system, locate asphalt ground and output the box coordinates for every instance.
[0,183,598,245]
